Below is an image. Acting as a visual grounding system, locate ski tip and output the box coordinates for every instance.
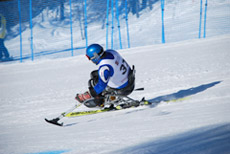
[45,118,63,127]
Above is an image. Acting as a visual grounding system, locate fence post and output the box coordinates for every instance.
[161,0,165,43]
[203,0,208,38]
[111,0,114,49]
[199,0,202,38]
[29,0,34,61]
[69,0,74,56]
[84,0,88,48]
[125,0,130,48]
[18,0,23,62]
[106,0,110,49]
[116,0,122,49]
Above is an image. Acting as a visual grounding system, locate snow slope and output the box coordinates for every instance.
[0,35,230,154]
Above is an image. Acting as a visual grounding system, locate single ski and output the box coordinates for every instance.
[44,97,151,126]
[45,94,189,127]
[65,98,152,117]
[64,107,114,117]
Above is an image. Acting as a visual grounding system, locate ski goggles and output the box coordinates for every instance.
[85,54,98,61]
[86,50,104,63]
[86,53,99,64]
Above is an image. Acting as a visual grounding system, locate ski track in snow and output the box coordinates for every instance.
[0,35,230,154]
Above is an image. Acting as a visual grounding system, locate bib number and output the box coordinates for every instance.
[120,59,128,75]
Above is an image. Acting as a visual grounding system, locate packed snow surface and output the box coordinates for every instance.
[0,35,230,154]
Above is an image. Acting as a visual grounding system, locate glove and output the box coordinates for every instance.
[75,91,92,103]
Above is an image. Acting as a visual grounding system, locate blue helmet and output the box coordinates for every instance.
[86,44,104,64]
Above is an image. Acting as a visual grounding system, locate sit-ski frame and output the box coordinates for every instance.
[45,88,144,126]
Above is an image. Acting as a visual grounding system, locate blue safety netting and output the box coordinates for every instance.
[0,0,229,62]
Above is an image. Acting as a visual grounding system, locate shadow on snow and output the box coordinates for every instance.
[115,123,230,154]
[148,81,221,106]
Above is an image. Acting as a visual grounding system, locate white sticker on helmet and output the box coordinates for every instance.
[99,66,110,83]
